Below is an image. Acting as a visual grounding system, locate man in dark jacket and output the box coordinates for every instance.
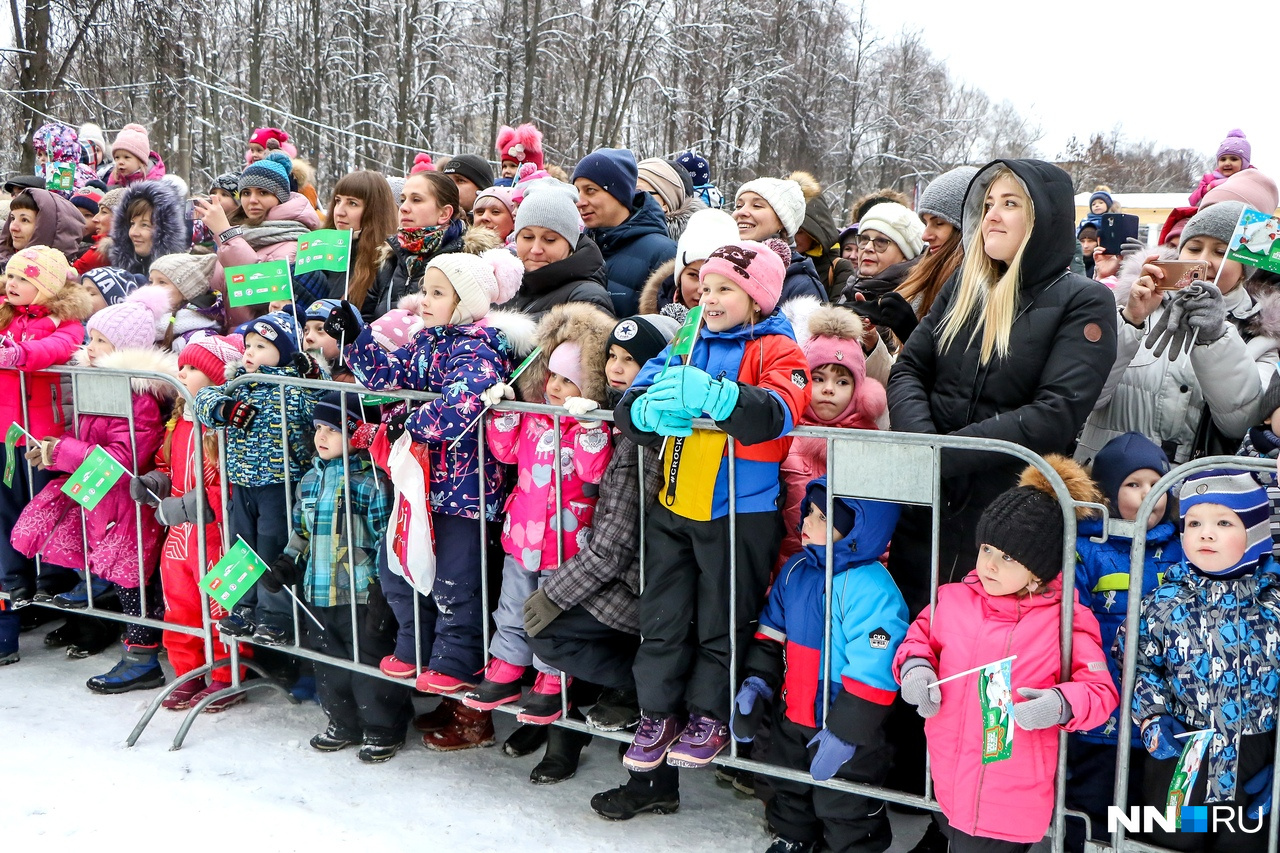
[572,148,676,316]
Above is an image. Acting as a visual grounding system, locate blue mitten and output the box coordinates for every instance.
[1245,765,1274,819]
[1140,714,1187,760]
[731,676,773,743]
[654,409,694,437]
[630,394,663,433]
[644,365,739,420]
[807,729,857,782]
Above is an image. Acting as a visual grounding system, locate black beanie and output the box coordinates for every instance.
[442,154,494,191]
[608,314,680,368]
[974,487,1065,581]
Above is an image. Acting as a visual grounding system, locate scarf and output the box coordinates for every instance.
[394,223,451,286]
[242,219,312,251]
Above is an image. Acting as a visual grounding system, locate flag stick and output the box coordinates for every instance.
[279,582,326,632]
[927,655,1018,689]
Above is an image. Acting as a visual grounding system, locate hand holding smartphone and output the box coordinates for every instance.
[1150,260,1209,291]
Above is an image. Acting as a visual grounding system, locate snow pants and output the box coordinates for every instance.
[309,600,411,741]
[527,604,640,692]
[229,483,292,632]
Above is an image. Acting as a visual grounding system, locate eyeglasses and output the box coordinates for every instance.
[856,235,893,252]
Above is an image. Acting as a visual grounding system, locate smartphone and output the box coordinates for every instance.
[1097,214,1140,255]
[1151,260,1209,291]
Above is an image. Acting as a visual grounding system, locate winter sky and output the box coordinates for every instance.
[864,0,1280,171]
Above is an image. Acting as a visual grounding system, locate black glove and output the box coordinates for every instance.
[261,553,302,594]
[324,301,363,342]
[216,399,258,430]
[385,409,411,444]
[852,292,918,343]
[291,351,322,380]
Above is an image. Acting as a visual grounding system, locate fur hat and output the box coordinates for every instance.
[1216,129,1251,169]
[150,252,217,301]
[516,303,615,403]
[1179,469,1271,578]
[699,240,789,315]
[918,166,979,230]
[637,158,687,213]
[675,208,739,283]
[1089,432,1171,511]
[496,123,545,170]
[735,177,806,238]
[514,179,583,246]
[5,245,73,301]
[858,202,925,260]
[246,311,299,362]
[86,284,169,351]
[571,148,639,209]
[239,151,293,204]
[607,314,680,368]
[974,456,1101,582]
[794,303,885,426]
[83,267,146,306]
[427,248,524,324]
[178,333,245,384]
[1200,169,1279,214]
[110,123,151,165]
[441,154,494,191]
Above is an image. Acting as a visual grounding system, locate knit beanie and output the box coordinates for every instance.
[427,248,524,324]
[547,341,584,392]
[1200,169,1279,214]
[495,123,545,170]
[804,479,858,539]
[441,154,494,191]
[238,151,293,204]
[917,166,979,230]
[83,267,146,306]
[111,123,151,165]
[303,298,354,327]
[675,208,739,282]
[370,308,423,351]
[473,185,516,218]
[1158,207,1198,247]
[314,390,369,434]
[857,202,926,259]
[511,167,553,205]
[209,172,241,197]
[675,152,712,187]
[1216,129,1251,169]
[248,127,290,150]
[736,178,806,239]
[99,187,126,214]
[78,123,107,158]
[1089,431,1171,510]
[974,455,1101,582]
[86,285,169,351]
[247,311,299,362]
[150,252,217,301]
[699,240,788,315]
[637,158,687,212]
[70,193,100,217]
[5,246,72,302]
[1181,201,1246,247]
[608,314,680,367]
[1179,469,1271,578]
[571,148,639,209]
[514,179,583,246]
[1088,190,1113,212]
[178,333,245,384]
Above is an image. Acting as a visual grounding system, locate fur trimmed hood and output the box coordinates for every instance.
[1246,287,1280,341]
[73,346,180,397]
[516,302,614,404]
[638,258,677,316]
[108,180,189,273]
[484,307,539,358]
[0,189,86,262]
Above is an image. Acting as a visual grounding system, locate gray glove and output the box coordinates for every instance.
[129,470,171,505]
[1119,237,1147,257]
[522,588,564,638]
[899,660,942,719]
[1145,293,1191,360]
[1179,283,1229,346]
[155,492,212,527]
[1012,687,1070,731]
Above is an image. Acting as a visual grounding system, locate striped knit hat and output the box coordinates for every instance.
[1179,469,1271,578]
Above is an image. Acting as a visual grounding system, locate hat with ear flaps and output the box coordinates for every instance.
[515,302,616,404]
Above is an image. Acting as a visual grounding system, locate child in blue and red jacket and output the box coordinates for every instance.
[610,239,810,782]
[735,477,908,853]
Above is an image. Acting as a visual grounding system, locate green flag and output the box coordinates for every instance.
[198,538,270,610]
[45,162,74,194]
[225,260,293,307]
[669,306,703,361]
[1167,729,1213,822]
[59,446,128,510]
[3,423,23,488]
[979,657,1014,764]
[1227,206,1280,274]
[294,229,353,275]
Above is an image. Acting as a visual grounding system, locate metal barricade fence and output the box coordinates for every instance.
[7,364,1272,850]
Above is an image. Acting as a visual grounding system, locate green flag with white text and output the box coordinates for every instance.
[198,539,270,610]
[60,446,128,511]
[225,260,293,307]
[294,229,352,275]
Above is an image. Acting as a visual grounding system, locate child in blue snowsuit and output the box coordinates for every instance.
[1067,432,1183,846]
[734,478,908,853]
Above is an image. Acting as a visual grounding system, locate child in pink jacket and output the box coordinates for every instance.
[894,456,1119,852]
[462,303,615,726]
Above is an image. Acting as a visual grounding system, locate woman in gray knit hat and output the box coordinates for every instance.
[1076,200,1280,465]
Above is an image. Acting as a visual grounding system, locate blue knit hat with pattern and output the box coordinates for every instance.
[675,151,711,187]
[83,266,146,306]
[247,311,299,362]
[1179,469,1271,578]
[238,151,293,204]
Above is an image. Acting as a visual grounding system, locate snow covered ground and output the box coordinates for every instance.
[2,623,929,852]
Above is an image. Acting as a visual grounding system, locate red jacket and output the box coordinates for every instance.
[156,408,227,573]
[893,572,1118,843]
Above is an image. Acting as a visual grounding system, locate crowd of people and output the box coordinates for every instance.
[1,117,1278,853]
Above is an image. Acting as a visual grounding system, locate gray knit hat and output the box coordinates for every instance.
[513,178,583,246]
[1181,200,1245,247]
[917,166,979,230]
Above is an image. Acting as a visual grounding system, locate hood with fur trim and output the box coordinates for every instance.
[73,346,180,398]
[638,258,677,316]
[483,308,539,358]
[516,302,614,404]
[1246,288,1280,342]
[663,194,707,242]
[108,180,189,273]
